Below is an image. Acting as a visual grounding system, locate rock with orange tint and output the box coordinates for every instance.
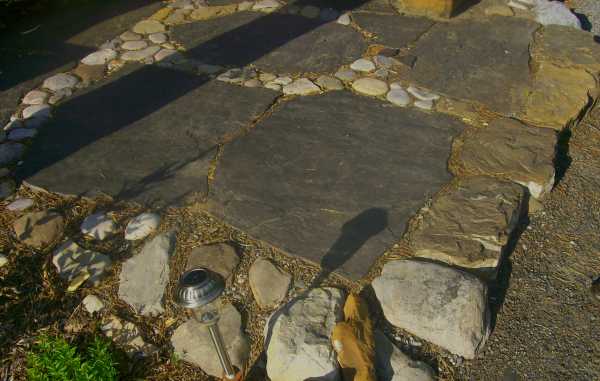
[392,0,467,18]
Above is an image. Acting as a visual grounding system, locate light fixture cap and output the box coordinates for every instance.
[175,268,225,309]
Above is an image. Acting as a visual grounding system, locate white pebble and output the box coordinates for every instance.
[386,89,411,107]
[125,212,160,241]
[273,76,293,85]
[81,212,117,240]
[81,49,118,66]
[414,99,434,110]
[407,86,440,101]
[22,90,48,105]
[337,12,351,25]
[82,294,105,314]
[350,58,375,72]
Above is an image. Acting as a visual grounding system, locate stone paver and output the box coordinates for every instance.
[352,13,435,48]
[208,91,466,279]
[118,232,175,316]
[408,17,537,116]
[172,11,366,73]
[18,65,278,206]
[454,117,557,199]
[410,176,526,275]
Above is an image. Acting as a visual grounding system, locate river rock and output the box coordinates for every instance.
[22,104,50,120]
[13,210,64,249]
[118,232,175,316]
[80,212,117,240]
[316,75,344,91]
[52,240,112,286]
[171,303,250,377]
[249,258,291,307]
[81,49,118,66]
[124,212,160,240]
[22,90,48,105]
[132,19,166,34]
[265,287,345,381]
[120,31,142,41]
[386,88,410,107]
[352,78,388,96]
[82,294,105,314]
[43,73,79,91]
[191,4,238,20]
[350,58,376,72]
[121,46,161,61]
[282,78,321,96]
[410,176,525,275]
[372,260,489,359]
[121,40,148,50]
[0,254,7,268]
[455,117,557,198]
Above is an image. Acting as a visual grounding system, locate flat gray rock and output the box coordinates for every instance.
[249,258,292,307]
[408,17,538,116]
[52,240,112,286]
[372,260,490,359]
[13,210,65,249]
[454,118,557,199]
[352,13,434,48]
[18,65,278,206]
[410,176,526,276]
[186,243,240,281]
[118,232,175,316]
[171,11,366,73]
[171,303,250,377]
[208,91,465,279]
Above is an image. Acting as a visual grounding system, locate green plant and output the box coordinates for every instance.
[26,335,118,381]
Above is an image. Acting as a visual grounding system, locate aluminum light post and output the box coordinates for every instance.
[175,268,238,380]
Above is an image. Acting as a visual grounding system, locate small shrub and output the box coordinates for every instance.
[26,335,118,381]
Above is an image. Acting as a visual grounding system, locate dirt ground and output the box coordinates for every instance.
[463,106,600,380]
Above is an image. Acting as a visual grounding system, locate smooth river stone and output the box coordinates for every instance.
[352,78,389,96]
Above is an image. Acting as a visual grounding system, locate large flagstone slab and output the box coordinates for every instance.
[408,16,538,116]
[171,11,367,73]
[352,13,435,48]
[207,91,466,279]
[18,65,278,206]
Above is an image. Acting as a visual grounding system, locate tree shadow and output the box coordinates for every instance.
[0,0,161,91]
[17,0,371,204]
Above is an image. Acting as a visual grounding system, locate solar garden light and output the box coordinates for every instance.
[175,268,238,380]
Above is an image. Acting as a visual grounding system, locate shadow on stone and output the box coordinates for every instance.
[0,0,161,91]
[310,208,388,289]
[487,191,530,331]
[18,0,371,206]
[554,128,573,186]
